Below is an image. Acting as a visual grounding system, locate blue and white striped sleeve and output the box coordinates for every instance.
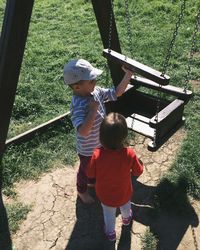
[70,102,86,130]
[99,86,117,102]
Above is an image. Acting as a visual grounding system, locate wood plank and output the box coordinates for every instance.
[130,113,150,124]
[126,117,154,138]
[148,119,184,151]
[5,112,70,147]
[103,49,170,85]
[131,76,193,101]
[150,99,184,126]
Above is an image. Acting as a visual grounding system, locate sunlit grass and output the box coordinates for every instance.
[6,202,31,234]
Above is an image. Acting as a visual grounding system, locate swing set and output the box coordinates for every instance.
[0,1,199,248]
[0,0,199,155]
[92,0,199,151]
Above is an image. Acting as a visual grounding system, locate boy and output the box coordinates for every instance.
[63,58,133,204]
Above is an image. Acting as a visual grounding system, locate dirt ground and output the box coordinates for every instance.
[3,129,200,250]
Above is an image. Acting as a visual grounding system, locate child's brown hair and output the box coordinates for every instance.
[100,112,128,150]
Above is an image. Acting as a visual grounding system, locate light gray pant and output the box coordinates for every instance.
[101,200,131,233]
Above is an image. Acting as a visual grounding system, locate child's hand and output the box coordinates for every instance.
[122,66,133,77]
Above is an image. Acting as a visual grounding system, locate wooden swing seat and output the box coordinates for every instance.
[131,76,193,102]
[106,86,185,151]
[103,49,193,150]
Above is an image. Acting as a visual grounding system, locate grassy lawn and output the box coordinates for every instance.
[0,0,199,209]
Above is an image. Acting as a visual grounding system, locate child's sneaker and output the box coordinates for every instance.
[104,226,116,241]
[122,209,132,226]
[105,231,116,241]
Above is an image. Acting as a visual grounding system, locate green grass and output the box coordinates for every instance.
[2,119,77,194]
[6,202,31,234]
[141,227,158,250]
[0,0,199,200]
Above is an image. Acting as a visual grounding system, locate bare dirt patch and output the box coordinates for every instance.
[3,128,200,250]
[194,52,200,58]
[190,80,200,92]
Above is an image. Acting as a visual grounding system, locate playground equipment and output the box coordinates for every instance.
[92,0,199,151]
[0,0,199,153]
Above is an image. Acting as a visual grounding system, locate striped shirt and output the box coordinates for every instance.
[70,86,117,156]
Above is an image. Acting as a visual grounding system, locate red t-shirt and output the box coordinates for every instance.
[87,147,143,207]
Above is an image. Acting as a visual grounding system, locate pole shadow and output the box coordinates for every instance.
[0,193,13,250]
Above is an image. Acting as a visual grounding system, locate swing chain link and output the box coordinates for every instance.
[108,0,114,53]
[125,0,133,58]
[161,0,186,76]
[153,86,162,147]
[154,0,186,148]
[184,8,200,91]
[106,0,114,86]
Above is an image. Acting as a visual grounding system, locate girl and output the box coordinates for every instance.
[87,112,143,241]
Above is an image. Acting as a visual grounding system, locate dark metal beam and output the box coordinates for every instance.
[91,0,124,86]
[0,0,34,248]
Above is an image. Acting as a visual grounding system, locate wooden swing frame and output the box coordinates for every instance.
[91,0,193,151]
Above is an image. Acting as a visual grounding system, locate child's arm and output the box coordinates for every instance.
[115,67,133,97]
[77,100,99,137]
[132,156,143,177]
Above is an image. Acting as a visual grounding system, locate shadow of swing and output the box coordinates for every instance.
[131,176,199,250]
[65,177,199,250]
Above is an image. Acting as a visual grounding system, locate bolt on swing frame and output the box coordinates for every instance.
[91,0,194,151]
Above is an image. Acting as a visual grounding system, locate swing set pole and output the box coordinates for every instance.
[0,1,34,249]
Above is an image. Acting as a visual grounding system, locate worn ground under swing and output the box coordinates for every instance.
[3,129,200,250]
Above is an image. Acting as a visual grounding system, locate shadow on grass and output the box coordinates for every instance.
[132,176,199,250]
[0,193,13,250]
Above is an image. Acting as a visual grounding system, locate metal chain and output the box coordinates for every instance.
[108,0,114,53]
[124,0,138,81]
[124,0,137,140]
[106,0,114,85]
[184,8,200,91]
[191,226,198,250]
[153,87,161,148]
[153,0,186,147]
[161,0,186,76]
[124,0,133,58]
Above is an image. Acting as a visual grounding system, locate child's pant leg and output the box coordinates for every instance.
[119,200,131,218]
[101,203,116,233]
[77,154,91,193]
